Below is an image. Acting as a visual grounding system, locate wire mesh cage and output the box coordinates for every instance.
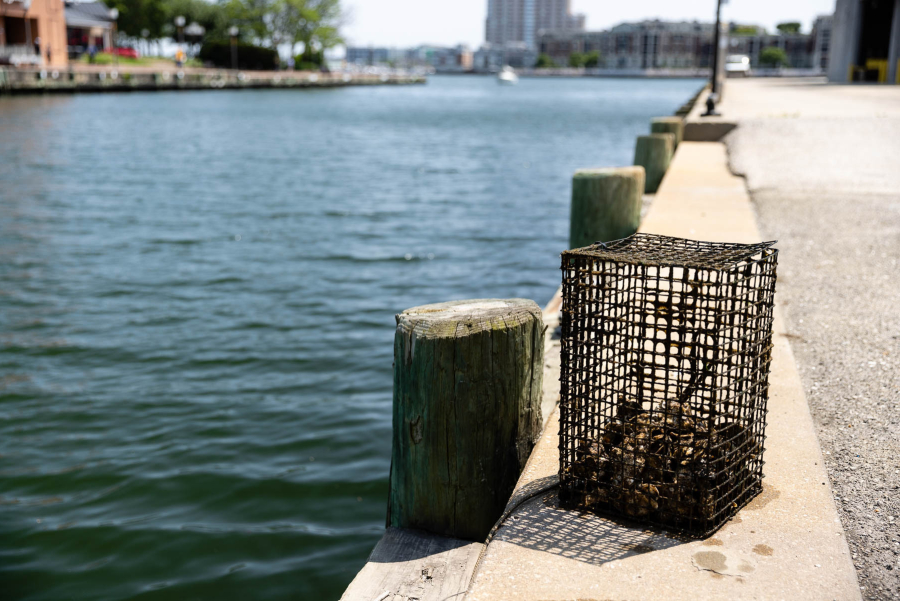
[558,233,778,537]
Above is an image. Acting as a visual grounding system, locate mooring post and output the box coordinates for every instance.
[650,116,684,149]
[568,166,645,249]
[388,298,544,541]
[634,133,675,194]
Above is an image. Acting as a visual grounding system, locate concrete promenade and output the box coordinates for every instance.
[466,142,861,601]
[721,78,900,601]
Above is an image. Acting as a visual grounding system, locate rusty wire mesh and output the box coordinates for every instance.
[558,233,778,537]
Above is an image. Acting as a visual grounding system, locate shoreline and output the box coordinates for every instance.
[0,66,426,95]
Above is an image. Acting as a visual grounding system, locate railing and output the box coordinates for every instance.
[0,45,41,65]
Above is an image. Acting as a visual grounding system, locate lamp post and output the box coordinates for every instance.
[175,15,186,45]
[109,7,119,68]
[229,26,239,70]
[702,0,725,117]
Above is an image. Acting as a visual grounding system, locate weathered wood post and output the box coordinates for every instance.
[569,166,645,249]
[651,116,684,149]
[389,298,543,541]
[634,133,675,194]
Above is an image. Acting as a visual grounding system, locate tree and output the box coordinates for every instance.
[162,0,230,39]
[776,22,801,34]
[222,0,342,56]
[583,51,600,68]
[105,0,167,39]
[534,53,555,69]
[568,51,584,68]
[731,24,763,35]
[286,0,343,59]
[759,46,789,68]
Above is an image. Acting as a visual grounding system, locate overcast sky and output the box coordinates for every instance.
[341,0,836,48]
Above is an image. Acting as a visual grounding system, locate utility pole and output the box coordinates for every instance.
[229,26,239,70]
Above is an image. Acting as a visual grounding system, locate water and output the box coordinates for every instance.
[0,75,703,600]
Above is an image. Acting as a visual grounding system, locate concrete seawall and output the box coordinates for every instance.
[0,66,426,95]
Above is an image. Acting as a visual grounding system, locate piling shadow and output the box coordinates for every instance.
[495,486,691,567]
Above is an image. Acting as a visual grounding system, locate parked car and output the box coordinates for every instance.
[725,54,751,77]
[113,47,139,59]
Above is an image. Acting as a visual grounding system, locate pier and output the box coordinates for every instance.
[341,76,900,600]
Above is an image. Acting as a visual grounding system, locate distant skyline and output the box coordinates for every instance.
[341,0,836,48]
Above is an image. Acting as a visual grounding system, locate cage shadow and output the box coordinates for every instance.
[495,487,691,567]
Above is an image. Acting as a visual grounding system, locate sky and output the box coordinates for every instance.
[340,0,837,48]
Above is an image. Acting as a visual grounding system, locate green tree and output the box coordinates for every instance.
[285,0,343,59]
[731,24,763,35]
[776,22,801,34]
[534,53,555,69]
[217,0,342,64]
[568,51,584,68]
[162,0,230,39]
[105,0,167,39]
[759,46,789,68]
[583,50,600,68]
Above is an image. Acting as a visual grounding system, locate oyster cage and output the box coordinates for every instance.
[558,233,778,538]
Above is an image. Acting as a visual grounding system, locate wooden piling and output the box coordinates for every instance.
[650,116,684,149]
[634,133,675,194]
[389,298,544,541]
[569,166,644,249]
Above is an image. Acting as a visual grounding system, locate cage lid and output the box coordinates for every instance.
[563,233,777,271]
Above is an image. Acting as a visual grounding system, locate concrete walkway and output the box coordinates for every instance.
[467,142,861,601]
[721,77,900,601]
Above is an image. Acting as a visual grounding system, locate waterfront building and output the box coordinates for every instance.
[344,44,473,72]
[538,20,714,69]
[727,27,815,69]
[64,0,114,59]
[345,46,406,67]
[473,42,535,70]
[485,0,584,51]
[811,15,832,72]
[828,0,900,83]
[0,0,68,67]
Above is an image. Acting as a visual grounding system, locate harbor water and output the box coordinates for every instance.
[0,75,703,600]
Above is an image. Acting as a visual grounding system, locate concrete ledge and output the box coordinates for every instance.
[340,528,482,601]
[466,143,861,600]
[683,87,738,142]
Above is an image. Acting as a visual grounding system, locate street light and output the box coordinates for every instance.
[174,15,186,44]
[109,7,119,68]
[702,0,725,117]
[229,26,239,70]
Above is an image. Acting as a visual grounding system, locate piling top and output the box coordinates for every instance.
[572,165,644,180]
[396,298,542,339]
[637,132,676,144]
[651,116,683,125]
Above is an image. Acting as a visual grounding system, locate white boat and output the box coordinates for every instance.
[497,66,518,85]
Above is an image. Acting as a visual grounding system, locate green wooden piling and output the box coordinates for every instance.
[634,133,675,194]
[389,298,544,541]
[651,116,684,149]
[569,166,644,249]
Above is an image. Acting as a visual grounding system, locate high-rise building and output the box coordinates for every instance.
[485,0,584,50]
